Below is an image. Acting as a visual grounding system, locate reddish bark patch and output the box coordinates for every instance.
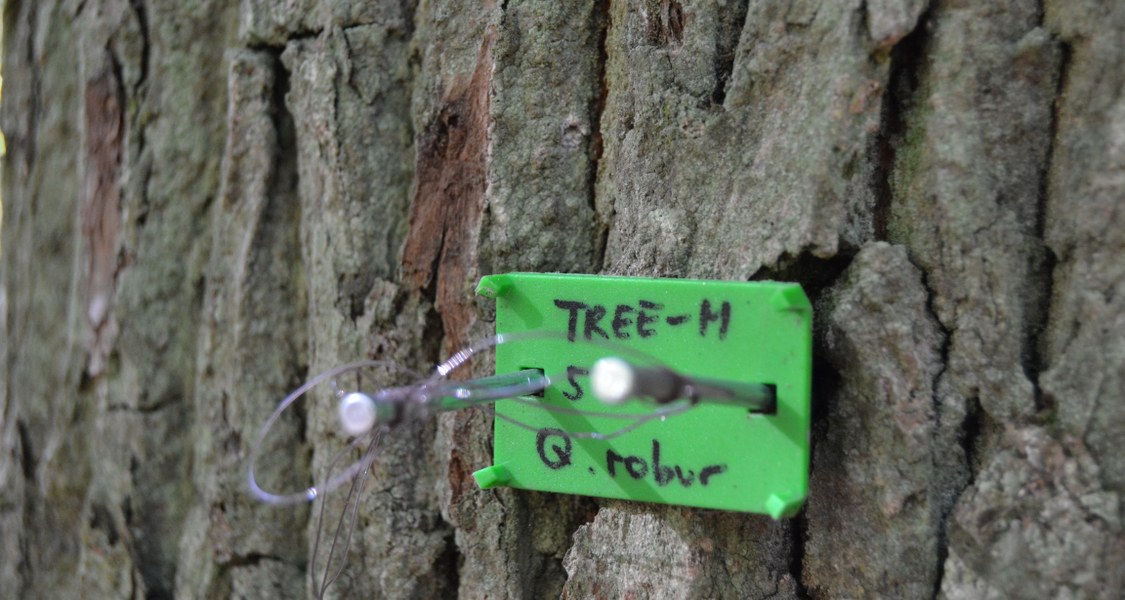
[82,65,124,376]
[401,30,496,509]
[402,30,495,356]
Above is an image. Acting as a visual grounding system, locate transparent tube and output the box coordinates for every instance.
[430,368,549,412]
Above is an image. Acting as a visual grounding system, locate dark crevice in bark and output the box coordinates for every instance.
[711,0,749,106]
[958,396,984,483]
[788,512,812,599]
[550,496,600,595]
[225,552,287,568]
[754,250,852,432]
[89,502,123,546]
[14,0,40,169]
[930,392,983,596]
[1027,247,1057,416]
[753,250,851,598]
[873,8,931,241]
[913,261,961,600]
[434,529,461,596]
[752,250,854,295]
[129,0,150,93]
[263,45,314,478]
[245,32,320,54]
[1027,39,1069,417]
[797,265,848,600]
[266,52,298,259]
[589,0,611,272]
[107,398,177,414]
[509,496,566,598]
[125,453,171,600]
[807,338,842,471]
[16,420,35,480]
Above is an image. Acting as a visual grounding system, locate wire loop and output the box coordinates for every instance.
[247,330,745,504]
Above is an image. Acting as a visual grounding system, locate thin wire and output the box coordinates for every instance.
[250,330,754,600]
[248,331,708,505]
[315,429,383,599]
[248,360,406,505]
[495,399,694,440]
[505,395,685,420]
[310,429,372,597]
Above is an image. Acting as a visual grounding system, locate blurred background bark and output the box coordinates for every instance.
[2,0,1122,598]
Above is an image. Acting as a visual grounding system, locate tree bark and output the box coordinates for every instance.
[2,1,1122,598]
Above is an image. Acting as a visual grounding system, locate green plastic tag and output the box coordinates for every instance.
[472,273,811,518]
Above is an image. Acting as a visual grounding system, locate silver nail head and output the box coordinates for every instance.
[591,357,635,405]
[339,392,377,436]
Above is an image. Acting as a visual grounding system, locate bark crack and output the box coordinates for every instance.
[128,0,150,94]
[1027,37,1070,418]
[753,250,853,598]
[16,420,35,480]
[225,552,287,568]
[873,5,931,242]
[711,0,749,106]
[915,262,961,600]
[789,514,812,599]
[16,0,41,171]
[589,0,611,272]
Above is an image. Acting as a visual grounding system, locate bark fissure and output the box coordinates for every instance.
[434,529,461,596]
[1027,38,1070,417]
[874,7,931,242]
[267,46,308,447]
[128,0,150,94]
[711,0,749,106]
[223,552,287,568]
[15,0,40,171]
[589,0,611,272]
[789,513,812,600]
[16,420,34,480]
[916,264,959,600]
[754,251,853,598]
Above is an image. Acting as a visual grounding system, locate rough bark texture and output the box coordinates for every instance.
[2,1,1122,599]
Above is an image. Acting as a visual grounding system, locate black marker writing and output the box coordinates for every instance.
[536,428,573,469]
[612,304,634,339]
[637,300,662,338]
[584,304,609,340]
[699,465,727,486]
[653,439,675,486]
[665,314,690,326]
[700,299,731,340]
[554,300,586,342]
[603,440,727,488]
[625,455,649,478]
[561,365,589,401]
[554,298,733,341]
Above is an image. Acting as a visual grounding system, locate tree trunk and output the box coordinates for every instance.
[2,0,1122,598]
